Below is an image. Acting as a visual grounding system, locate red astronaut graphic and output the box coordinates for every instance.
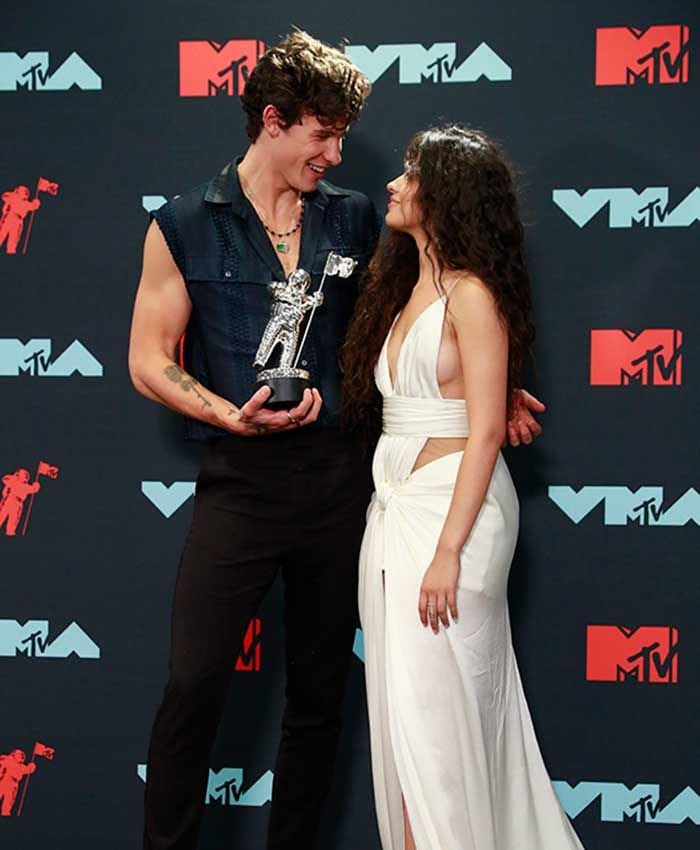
[0,742,55,816]
[0,461,59,537]
[0,186,39,254]
[0,177,59,254]
[0,750,35,816]
[0,469,40,536]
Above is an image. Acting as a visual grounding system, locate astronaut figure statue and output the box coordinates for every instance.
[255,269,322,373]
[253,269,323,406]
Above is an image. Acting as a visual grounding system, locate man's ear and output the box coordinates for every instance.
[261,104,283,138]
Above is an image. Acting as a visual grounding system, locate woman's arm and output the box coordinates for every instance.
[418,277,509,633]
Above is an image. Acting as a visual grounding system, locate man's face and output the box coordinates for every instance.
[273,114,346,192]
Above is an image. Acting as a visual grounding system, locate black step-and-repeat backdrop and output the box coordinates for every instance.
[2,1,697,847]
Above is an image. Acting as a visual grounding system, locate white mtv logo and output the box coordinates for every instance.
[549,486,699,526]
[0,52,102,91]
[0,620,100,659]
[345,42,511,84]
[137,764,273,806]
[553,187,700,228]
[0,339,103,377]
[142,481,195,518]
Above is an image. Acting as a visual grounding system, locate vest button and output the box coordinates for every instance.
[224,270,232,278]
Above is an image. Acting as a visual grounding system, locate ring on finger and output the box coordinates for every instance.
[286,411,299,426]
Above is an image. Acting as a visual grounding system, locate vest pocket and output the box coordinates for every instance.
[185,255,273,356]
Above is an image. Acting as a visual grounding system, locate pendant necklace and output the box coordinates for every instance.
[240,174,304,254]
[263,201,304,254]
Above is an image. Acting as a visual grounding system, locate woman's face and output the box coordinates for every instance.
[385,168,422,233]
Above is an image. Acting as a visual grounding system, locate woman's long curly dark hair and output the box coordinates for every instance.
[341,125,535,437]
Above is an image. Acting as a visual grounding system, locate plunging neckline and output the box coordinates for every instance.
[385,296,445,393]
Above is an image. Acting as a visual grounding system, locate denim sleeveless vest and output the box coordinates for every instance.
[153,160,380,440]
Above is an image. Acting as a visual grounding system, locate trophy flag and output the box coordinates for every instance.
[293,252,358,369]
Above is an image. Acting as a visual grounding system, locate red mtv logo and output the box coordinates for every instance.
[590,329,683,386]
[596,25,690,86]
[235,618,261,671]
[586,625,679,683]
[179,40,265,97]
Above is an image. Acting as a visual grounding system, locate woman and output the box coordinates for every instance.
[342,126,585,850]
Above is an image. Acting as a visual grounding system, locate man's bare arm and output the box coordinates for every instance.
[128,221,321,435]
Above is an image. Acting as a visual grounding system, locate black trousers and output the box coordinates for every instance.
[143,428,372,850]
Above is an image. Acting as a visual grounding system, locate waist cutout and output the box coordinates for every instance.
[382,395,470,437]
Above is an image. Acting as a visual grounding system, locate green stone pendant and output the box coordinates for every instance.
[276,241,290,253]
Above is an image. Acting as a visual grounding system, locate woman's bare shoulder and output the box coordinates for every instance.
[447,273,498,321]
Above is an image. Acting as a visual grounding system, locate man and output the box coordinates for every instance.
[129,31,542,850]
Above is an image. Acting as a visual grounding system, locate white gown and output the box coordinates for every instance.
[358,295,585,850]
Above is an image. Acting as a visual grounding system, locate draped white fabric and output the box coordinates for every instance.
[358,296,586,850]
[382,395,470,438]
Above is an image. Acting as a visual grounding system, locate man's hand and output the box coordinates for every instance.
[506,389,545,446]
[231,386,323,436]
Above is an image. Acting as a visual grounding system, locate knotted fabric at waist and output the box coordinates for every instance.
[382,395,469,437]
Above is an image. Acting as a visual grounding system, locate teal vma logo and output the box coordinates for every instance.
[353,628,365,662]
[0,620,100,659]
[554,781,700,825]
[0,52,101,91]
[137,765,272,806]
[0,340,103,377]
[553,187,699,227]
[549,486,699,526]
[345,42,511,84]
[142,195,168,213]
[142,481,195,518]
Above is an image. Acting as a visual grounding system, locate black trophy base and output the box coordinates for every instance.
[257,370,311,410]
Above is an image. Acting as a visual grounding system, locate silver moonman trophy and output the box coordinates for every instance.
[253,252,358,409]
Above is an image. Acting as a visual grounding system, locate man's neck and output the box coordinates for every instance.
[237,144,301,221]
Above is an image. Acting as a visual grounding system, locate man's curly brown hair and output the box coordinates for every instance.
[241,31,371,141]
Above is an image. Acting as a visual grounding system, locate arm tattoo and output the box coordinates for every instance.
[163,364,212,410]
